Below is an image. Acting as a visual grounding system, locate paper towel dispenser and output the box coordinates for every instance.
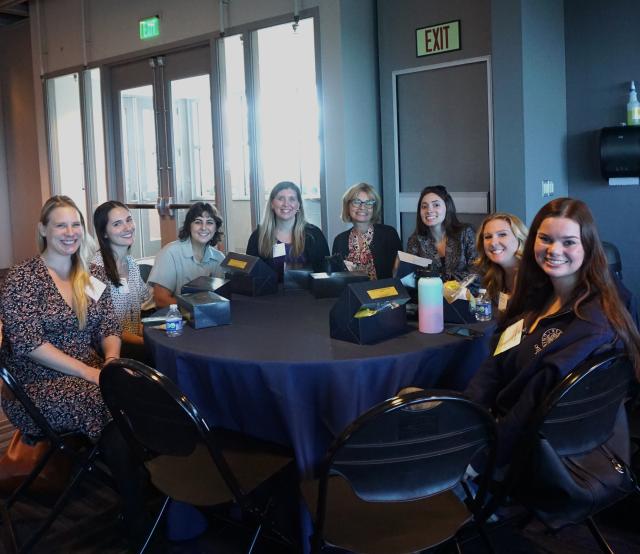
[600,126,640,180]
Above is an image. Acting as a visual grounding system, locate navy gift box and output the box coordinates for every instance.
[176,291,231,329]
[220,252,278,296]
[329,278,410,344]
[181,276,232,299]
[310,270,369,299]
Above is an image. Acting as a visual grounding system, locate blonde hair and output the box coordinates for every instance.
[473,212,528,301]
[37,196,94,329]
[257,182,308,258]
[340,182,382,224]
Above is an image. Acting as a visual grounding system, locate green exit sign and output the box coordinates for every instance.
[139,16,160,40]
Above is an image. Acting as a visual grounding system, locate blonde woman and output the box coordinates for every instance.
[246,181,329,277]
[474,213,528,307]
[332,182,401,279]
[0,195,120,438]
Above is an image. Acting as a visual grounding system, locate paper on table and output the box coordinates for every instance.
[397,251,431,267]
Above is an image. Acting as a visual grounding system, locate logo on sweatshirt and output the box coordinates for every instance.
[533,328,563,355]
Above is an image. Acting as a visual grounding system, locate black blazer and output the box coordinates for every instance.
[331,224,402,280]
[246,223,330,272]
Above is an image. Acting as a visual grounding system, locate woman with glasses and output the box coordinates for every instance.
[247,181,329,278]
[331,182,401,279]
[407,185,477,281]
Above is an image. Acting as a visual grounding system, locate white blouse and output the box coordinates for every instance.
[93,252,152,337]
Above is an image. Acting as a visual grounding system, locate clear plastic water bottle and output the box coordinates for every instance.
[475,289,492,322]
[165,304,184,337]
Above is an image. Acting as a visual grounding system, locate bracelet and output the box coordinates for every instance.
[103,356,118,363]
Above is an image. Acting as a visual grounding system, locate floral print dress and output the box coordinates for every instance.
[0,256,120,440]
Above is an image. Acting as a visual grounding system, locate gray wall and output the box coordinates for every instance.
[491,0,568,223]
[377,0,491,227]
[0,21,39,265]
[565,0,640,295]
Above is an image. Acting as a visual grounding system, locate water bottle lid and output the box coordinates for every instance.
[170,304,178,309]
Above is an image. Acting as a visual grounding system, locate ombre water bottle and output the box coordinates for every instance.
[418,277,444,333]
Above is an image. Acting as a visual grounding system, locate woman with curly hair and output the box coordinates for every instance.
[148,201,224,307]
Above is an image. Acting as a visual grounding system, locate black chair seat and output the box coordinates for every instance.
[100,358,296,554]
[303,391,497,553]
[302,474,471,554]
[145,428,292,507]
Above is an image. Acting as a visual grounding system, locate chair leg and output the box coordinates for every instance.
[476,523,496,554]
[16,444,101,554]
[137,495,170,554]
[247,522,263,554]
[5,445,59,509]
[19,459,97,553]
[585,517,615,554]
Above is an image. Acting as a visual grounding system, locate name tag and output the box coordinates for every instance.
[498,292,510,312]
[273,242,286,258]
[119,278,130,294]
[493,318,524,356]
[86,276,106,303]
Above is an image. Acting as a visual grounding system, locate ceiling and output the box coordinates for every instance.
[0,0,28,27]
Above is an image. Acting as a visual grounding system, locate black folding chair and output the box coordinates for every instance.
[99,358,296,554]
[602,241,623,281]
[302,390,497,554]
[0,366,111,554]
[483,351,637,553]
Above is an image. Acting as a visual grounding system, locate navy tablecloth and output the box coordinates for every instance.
[145,290,493,476]
[144,290,493,543]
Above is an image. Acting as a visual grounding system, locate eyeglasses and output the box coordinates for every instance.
[350,199,376,208]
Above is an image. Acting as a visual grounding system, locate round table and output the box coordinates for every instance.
[145,290,492,475]
[144,289,493,543]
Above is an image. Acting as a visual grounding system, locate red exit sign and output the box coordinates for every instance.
[416,20,461,57]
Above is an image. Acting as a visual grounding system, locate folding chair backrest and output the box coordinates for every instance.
[99,361,202,456]
[100,359,244,505]
[0,366,58,442]
[602,241,622,280]
[327,392,495,502]
[538,352,632,457]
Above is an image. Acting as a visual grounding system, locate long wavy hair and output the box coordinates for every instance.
[257,182,308,258]
[506,197,640,374]
[93,200,130,288]
[415,185,465,239]
[37,195,93,329]
[474,212,528,300]
[340,182,382,224]
[178,202,224,246]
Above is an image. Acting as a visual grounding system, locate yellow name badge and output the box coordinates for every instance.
[227,258,247,270]
[367,286,398,300]
[493,318,524,356]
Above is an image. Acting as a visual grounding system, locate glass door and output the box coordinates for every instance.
[218,16,322,254]
[108,45,217,258]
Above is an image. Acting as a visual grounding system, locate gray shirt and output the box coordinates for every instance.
[148,239,225,296]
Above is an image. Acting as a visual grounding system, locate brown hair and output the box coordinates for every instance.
[414,185,464,238]
[506,198,640,375]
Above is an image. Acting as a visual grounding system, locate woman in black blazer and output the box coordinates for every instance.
[332,182,401,279]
